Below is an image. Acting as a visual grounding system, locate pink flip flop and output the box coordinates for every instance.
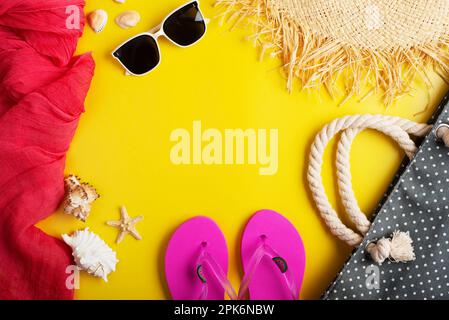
[238,210,306,300]
[165,216,237,300]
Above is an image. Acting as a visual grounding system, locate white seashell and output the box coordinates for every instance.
[87,9,108,33]
[115,11,140,29]
[62,228,118,282]
[114,0,125,3]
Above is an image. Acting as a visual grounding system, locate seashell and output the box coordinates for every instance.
[62,228,118,282]
[62,174,99,222]
[87,9,108,33]
[115,11,140,29]
[114,0,125,3]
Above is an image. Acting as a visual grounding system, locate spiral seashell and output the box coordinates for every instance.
[87,9,108,33]
[62,228,118,282]
[115,11,140,29]
[62,174,99,222]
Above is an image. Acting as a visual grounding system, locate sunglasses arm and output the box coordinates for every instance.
[148,17,210,35]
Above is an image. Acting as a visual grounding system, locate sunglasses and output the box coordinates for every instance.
[112,1,207,76]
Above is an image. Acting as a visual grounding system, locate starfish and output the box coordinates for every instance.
[107,206,143,244]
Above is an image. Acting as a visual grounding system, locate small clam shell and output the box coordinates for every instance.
[114,0,125,3]
[115,11,140,29]
[87,9,108,33]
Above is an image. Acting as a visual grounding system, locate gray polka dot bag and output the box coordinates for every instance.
[311,94,449,300]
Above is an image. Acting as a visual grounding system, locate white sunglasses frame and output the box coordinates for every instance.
[112,0,208,76]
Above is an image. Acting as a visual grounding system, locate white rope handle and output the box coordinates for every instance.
[307,114,432,247]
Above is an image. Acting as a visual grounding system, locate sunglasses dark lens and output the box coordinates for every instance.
[113,35,160,75]
[163,2,206,46]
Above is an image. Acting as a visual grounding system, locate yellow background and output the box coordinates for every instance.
[37,0,448,299]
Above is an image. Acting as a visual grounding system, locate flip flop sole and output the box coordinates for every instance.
[241,210,306,300]
[165,216,229,300]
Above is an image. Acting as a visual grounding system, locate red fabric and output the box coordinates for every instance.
[0,0,94,299]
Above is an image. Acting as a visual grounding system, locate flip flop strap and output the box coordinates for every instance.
[237,240,299,300]
[196,250,238,300]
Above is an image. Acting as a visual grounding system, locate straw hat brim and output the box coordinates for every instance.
[280,0,449,50]
[218,0,449,106]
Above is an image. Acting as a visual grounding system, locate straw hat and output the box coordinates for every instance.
[218,0,449,105]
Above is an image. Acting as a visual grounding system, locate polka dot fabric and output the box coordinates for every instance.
[324,96,449,300]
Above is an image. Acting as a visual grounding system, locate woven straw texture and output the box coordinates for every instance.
[217,0,449,105]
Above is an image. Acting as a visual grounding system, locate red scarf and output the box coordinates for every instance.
[0,0,94,299]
